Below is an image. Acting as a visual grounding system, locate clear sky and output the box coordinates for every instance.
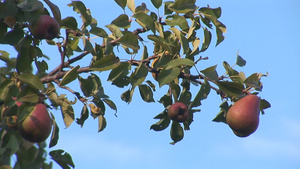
[1,0,300,169]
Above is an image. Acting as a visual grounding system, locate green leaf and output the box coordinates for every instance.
[60,66,79,86]
[148,35,173,53]
[236,54,246,67]
[150,116,170,131]
[98,115,107,132]
[16,46,34,74]
[200,65,218,81]
[121,89,134,103]
[158,67,180,87]
[244,73,262,91]
[111,14,131,28]
[169,27,189,54]
[61,17,78,30]
[60,101,74,128]
[200,27,212,52]
[217,81,245,98]
[118,32,140,50]
[17,86,39,103]
[168,0,196,13]
[90,27,108,38]
[103,98,117,112]
[90,55,120,71]
[170,121,184,144]
[170,83,181,101]
[49,149,75,169]
[165,58,195,70]
[212,101,228,123]
[190,79,210,108]
[165,15,189,31]
[133,12,155,34]
[130,63,148,87]
[216,27,225,46]
[18,73,44,91]
[151,0,162,9]
[76,105,89,127]
[49,115,60,148]
[138,84,155,102]
[69,1,92,27]
[114,0,127,10]
[158,95,172,108]
[259,99,271,114]
[108,62,131,82]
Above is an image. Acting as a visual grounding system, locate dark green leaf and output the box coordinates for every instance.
[108,62,131,81]
[90,27,108,38]
[158,67,180,87]
[121,89,134,103]
[165,15,189,31]
[60,66,79,86]
[216,27,225,46]
[165,58,194,70]
[158,95,172,108]
[49,149,75,169]
[170,121,184,144]
[111,14,131,28]
[190,79,210,108]
[217,81,245,98]
[118,32,140,50]
[98,115,107,132]
[17,86,39,103]
[236,55,246,67]
[151,0,162,9]
[168,0,196,14]
[212,101,228,123]
[244,73,262,91]
[61,17,78,30]
[49,115,59,148]
[259,99,271,114]
[200,65,218,81]
[60,101,74,128]
[103,98,117,112]
[133,13,155,34]
[200,27,212,52]
[69,1,92,27]
[150,117,170,131]
[16,46,34,74]
[114,0,127,10]
[130,63,148,87]
[170,83,181,101]
[18,73,44,91]
[76,105,89,127]
[138,84,155,102]
[90,55,120,71]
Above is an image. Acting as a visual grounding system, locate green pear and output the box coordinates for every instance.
[29,15,60,40]
[226,95,261,137]
[168,102,189,123]
[19,104,52,142]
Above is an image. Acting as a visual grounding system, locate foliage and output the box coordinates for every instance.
[0,0,271,168]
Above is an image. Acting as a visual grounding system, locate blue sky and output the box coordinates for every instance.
[1,0,300,169]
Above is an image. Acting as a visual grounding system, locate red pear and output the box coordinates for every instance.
[19,104,52,142]
[168,102,189,123]
[29,15,60,40]
[226,95,261,137]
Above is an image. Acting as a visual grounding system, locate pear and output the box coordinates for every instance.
[168,102,189,123]
[29,15,60,40]
[226,95,261,137]
[19,104,53,142]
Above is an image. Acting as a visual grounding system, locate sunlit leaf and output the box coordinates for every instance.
[200,65,218,81]
[126,0,135,13]
[90,27,108,38]
[98,115,107,132]
[165,15,189,30]
[103,98,117,112]
[60,65,79,86]
[49,114,59,148]
[200,27,212,52]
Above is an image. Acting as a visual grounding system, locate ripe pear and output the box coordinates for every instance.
[19,104,53,142]
[226,95,261,137]
[29,15,60,40]
[168,102,189,123]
